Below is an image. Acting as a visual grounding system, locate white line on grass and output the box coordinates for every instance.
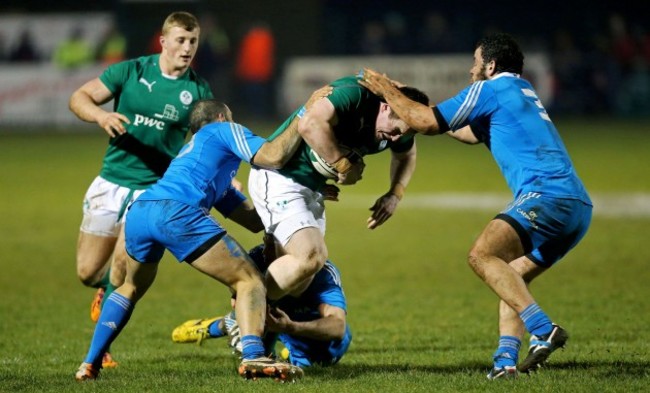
[337,192,650,218]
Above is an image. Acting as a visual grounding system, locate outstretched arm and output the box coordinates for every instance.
[359,68,442,136]
[252,85,333,169]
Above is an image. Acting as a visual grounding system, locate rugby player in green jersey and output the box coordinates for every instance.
[248,75,429,302]
[68,11,213,368]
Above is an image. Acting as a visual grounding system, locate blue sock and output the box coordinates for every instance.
[240,335,265,360]
[208,318,226,338]
[520,303,553,337]
[84,292,134,367]
[493,336,521,368]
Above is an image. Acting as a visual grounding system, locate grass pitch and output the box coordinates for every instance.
[0,118,649,392]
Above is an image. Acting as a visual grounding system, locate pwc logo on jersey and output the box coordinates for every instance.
[133,114,165,130]
[133,105,181,130]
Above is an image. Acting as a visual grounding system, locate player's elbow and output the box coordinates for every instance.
[322,315,346,340]
[251,151,284,170]
[68,90,81,113]
[330,319,347,341]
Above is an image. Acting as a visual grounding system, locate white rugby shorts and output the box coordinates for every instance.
[80,176,145,237]
[248,168,326,246]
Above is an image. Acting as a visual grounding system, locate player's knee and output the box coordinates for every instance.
[231,261,265,288]
[467,249,485,274]
[302,247,327,277]
[233,275,266,299]
[76,264,102,287]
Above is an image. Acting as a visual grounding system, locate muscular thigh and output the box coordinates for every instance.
[283,226,328,261]
[472,219,524,263]
[190,234,263,288]
[498,193,592,267]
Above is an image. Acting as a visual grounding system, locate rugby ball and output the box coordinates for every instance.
[308,146,359,179]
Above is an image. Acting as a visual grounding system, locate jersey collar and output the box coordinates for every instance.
[491,72,521,80]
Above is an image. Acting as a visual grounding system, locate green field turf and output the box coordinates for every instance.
[1,118,649,392]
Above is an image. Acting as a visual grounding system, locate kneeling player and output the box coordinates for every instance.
[172,242,352,367]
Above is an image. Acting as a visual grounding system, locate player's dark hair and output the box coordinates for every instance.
[387,86,430,119]
[189,99,232,134]
[477,33,524,75]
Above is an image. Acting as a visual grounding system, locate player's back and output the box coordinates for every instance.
[140,122,264,208]
[483,75,590,202]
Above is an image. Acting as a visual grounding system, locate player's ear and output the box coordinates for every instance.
[486,60,496,77]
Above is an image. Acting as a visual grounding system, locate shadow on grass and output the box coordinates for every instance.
[304,359,650,380]
[541,359,650,378]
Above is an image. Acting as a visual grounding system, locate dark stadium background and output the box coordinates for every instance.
[1,0,648,120]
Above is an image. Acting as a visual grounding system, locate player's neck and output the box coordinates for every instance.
[158,53,189,77]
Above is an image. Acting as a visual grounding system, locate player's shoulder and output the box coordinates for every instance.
[185,68,213,95]
[127,54,158,69]
[184,67,208,84]
[104,54,155,77]
[330,75,362,88]
[330,75,376,106]
[485,72,526,90]
[201,121,250,137]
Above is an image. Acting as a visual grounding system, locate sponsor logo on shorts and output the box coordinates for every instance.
[516,208,539,230]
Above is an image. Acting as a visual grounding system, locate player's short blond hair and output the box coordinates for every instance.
[161,11,199,35]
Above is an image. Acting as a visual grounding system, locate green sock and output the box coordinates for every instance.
[102,281,117,309]
[95,268,111,289]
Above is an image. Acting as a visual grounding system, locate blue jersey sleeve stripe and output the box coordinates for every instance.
[449,81,483,129]
[230,123,253,162]
[452,81,483,128]
[450,81,483,129]
[323,262,342,287]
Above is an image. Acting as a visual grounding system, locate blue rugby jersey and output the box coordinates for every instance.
[436,73,591,204]
[138,122,265,214]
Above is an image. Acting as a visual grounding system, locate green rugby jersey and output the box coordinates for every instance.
[98,54,213,189]
[269,76,414,190]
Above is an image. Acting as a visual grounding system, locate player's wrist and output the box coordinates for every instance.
[331,156,352,174]
[388,183,405,200]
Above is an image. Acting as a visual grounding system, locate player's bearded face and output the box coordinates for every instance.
[470,47,489,82]
[161,26,200,71]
